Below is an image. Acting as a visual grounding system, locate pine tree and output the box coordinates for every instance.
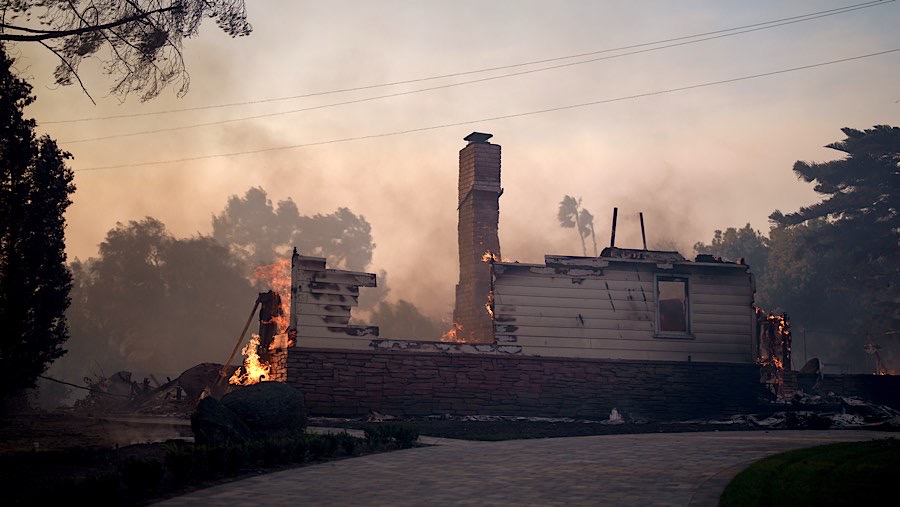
[769,125,899,340]
[0,45,75,403]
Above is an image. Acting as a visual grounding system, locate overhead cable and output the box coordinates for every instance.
[73,47,900,172]
[46,0,892,126]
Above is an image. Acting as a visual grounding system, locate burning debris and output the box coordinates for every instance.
[224,258,294,387]
[440,322,466,343]
[228,335,273,385]
[756,307,792,370]
[755,307,793,394]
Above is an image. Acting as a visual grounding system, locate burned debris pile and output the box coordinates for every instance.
[73,363,240,417]
[728,392,900,431]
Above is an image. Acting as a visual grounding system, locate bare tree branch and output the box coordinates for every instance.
[1,1,251,101]
[38,40,95,104]
[0,6,180,42]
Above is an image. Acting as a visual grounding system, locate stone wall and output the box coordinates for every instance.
[286,349,769,421]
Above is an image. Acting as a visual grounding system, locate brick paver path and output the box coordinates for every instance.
[153,429,889,506]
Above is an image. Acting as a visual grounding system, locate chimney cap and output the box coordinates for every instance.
[464,132,493,144]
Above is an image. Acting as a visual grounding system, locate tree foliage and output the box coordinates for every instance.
[693,223,770,294]
[769,126,898,338]
[365,299,444,340]
[0,0,252,101]
[0,45,75,401]
[212,187,376,276]
[697,126,899,371]
[557,195,596,256]
[57,218,253,381]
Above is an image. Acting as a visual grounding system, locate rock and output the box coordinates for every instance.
[190,396,252,445]
[220,381,307,438]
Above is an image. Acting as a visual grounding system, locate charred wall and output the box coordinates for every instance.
[286,349,767,421]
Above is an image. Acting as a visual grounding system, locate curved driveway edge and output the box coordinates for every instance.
[153,430,890,506]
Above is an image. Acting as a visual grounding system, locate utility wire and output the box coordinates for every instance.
[45,0,892,125]
[74,47,900,173]
[60,1,894,144]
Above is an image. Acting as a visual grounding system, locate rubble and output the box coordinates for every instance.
[72,363,240,417]
[678,391,900,431]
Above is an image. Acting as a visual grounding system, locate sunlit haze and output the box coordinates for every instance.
[13,0,900,320]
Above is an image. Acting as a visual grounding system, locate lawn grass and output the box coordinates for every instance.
[720,437,900,506]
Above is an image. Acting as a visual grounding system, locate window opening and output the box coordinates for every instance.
[657,276,689,334]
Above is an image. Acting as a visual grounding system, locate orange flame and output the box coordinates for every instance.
[481,250,511,263]
[253,259,291,333]
[441,322,466,343]
[485,291,494,320]
[229,334,271,385]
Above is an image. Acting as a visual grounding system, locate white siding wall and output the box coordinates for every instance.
[290,255,379,349]
[492,260,755,363]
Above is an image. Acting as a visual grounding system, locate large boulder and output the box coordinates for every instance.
[220,381,307,438]
[190,396,252,445]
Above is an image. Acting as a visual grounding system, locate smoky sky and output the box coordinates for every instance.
[15,0,900,324]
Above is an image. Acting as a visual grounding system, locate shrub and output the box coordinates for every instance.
[337,431,360,455]
[365,422,420,449]
[164,442,194,487]
[119,457,164,497]
[292,436,310,463]
[226,444,249,475]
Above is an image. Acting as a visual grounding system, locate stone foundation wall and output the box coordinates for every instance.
[268,349,288,382]
[286,349,769,421]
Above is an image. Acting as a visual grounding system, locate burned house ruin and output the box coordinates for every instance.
[255,132,895,420]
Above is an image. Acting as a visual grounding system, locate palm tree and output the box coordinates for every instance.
[558,195,597,256]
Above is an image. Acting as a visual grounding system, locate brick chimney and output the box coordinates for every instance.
[453,132,501,343]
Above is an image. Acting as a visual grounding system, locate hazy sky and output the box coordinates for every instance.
[14,0,900,319]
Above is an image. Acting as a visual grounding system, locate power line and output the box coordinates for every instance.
[45,0,892,125]
[74,47,900,173]
[60,0,894,145]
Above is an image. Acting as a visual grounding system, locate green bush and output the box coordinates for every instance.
[337,431,359,455]
[204,444,228,478]
[119,457,164,497]
[305,433,345,459]
[56,472,123,505]
[164,442,194,487]
[263,438,293,466]
[226,444,249,475]
[364,422,420,449]
[292,436,310,463]
[390,423,420,449]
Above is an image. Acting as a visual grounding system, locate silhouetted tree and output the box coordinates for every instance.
[293,207,374,272]
[694,223,770,285]
[0,1,252,101]
[558,195,596,256]
[0,45,75,403]
[366,300,444,340]
[55,218,253,381]
[769,125,898,339]
[212,187,376,275]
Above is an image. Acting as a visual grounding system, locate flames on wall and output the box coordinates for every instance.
[441,251,504,343]
[229,258,293,386]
